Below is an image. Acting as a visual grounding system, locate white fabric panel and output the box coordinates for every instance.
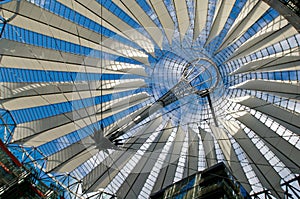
[94,117,166,192]
[121,115,163,151]
[103,106,150,136]
[116,121,173,199]
[0,39,145,73]
[0,80,146,100]
[228,15,287,52]
[129,121,172,175]
[199,127,217,167]
[210,125,251,192]
[218,0,269,51]
[1,1,151,65]
[232,96,300,135]
[221,119,285,198]
[167,128,185,184]
[2,84,145,110]
[0,8,91,48]
[118,0,163,49]
[82,116,163,192]
[106,93,149,111]
[0,10,124,57]
[193,0,208,41]
[60,0,155,55]
[149,0,174,44]
[186,127,199,177]
[0,39,94,64]
[52,114,162,175]
[105,62,148,77]
[2,90,102,110]
[104,100,168,139]
[229,24,297,61]
[206,0,235,44]
[56,0,149,65]
[90,154,132,191]
[57,0,128,40]
[0,56,127,75]
[24,116,98,147]
[232,112,300,174]
[46,136,95,172]
[112,0,138,21]
[13,105,95,142]
[151,127,185,193]
[21,94,148,147]
[231,79,300,100]
[0,0,18,19]
[173,0,190,42]
[55,148,100,173]
[230,56,300,75]
[231,0,260,28]
[82,150,133,193]
[0,40,145,74]
[140,122,175,195]
[48,106,150,172]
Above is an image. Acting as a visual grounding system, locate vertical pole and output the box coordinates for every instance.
[206,92,218,127]
[0,20,7,38]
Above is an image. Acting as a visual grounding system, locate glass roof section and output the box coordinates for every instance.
[0,0,300,198]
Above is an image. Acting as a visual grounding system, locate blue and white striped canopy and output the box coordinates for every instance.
[0,0,300,198]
